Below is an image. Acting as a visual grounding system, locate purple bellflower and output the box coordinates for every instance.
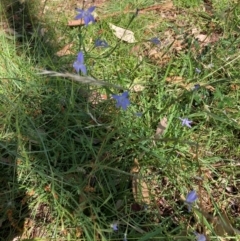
[75,6,96,26]
[179,118,193,128]
[73,51,87,74]
[149,37,161,45]
[110,222,118,231]
[95,39,109,48]
[112,91,130,110]
[194,232,206,241]
[186,190,198,203]
[186,190,198,211]
[193,84,200,91]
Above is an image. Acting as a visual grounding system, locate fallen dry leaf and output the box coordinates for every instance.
[205,85,215,91]
[131,158,140,174]
[195,34,210,43]
[230,84,239,90]
[130,44,141,56]
[84,185,95,193]
[133,179,151,204]
[55,43,73,56]
[166,76,184,84]
[130,84,145,92]
[155,117,168,138]
[88,90,107,104]
[26,189,35,197]
[109,23,136,43]
[76,226,83,238]
[148,48,159,58]
[68,19,84,26]
[131,159,151,204]
[132,175,151,204]
[191,27,200,35]
[165,76,193,90]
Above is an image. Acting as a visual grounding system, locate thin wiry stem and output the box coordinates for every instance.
[37,70,123,89]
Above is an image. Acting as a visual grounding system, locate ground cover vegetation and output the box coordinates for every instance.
[0,0,240,240]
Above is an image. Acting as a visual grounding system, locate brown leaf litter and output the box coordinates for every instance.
[55,43,74,56]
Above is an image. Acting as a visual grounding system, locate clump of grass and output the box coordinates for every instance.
[1,0,240,240]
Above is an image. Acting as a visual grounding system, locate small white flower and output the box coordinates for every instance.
[179,118,193,128]
[195,68,201,74]
[194,232,206,241]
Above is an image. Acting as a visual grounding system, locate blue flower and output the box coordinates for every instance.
[110,222,118,231]
[186,190,198,211]
[73,51,87,74]
[194,232,206,241]
[149,37,161,45]
[186,190,198,203]
[95,39,109,48]
[179,118,192,128]
[112,91,130,110]
[192,84,200,91]
[75,6,96,26]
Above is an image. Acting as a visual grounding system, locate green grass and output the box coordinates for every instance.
[0,0,240,240]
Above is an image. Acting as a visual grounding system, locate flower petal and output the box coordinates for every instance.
[195,68,201,73]
[85,15,95,25]
[194,232,206,241]
[186,190,198,203]
[73,61,80,73]
[112,92,130,110]
[79,64,87,75]
[122,91,129,98]
[150,37,161,45]
[112,94,120,101]
[197,234,206,241]
[75,13,84,20]
[77,52,84,63]
[179,118,192,128]
[121,99,130,110]
[95,39,109,48]
[87,6,96,13]
[110,223,118,231]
